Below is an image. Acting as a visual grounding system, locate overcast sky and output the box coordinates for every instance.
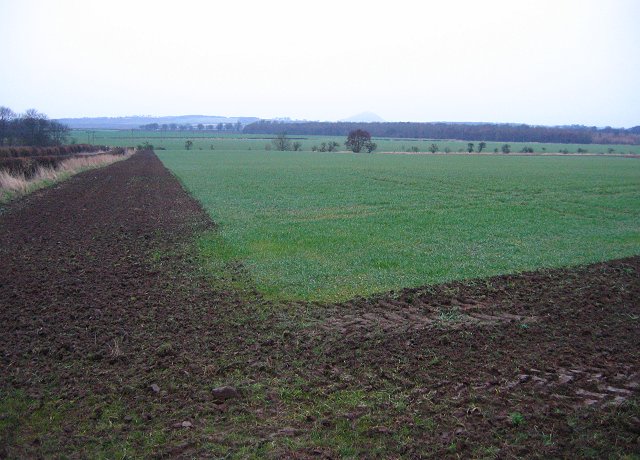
[1,0,639,126]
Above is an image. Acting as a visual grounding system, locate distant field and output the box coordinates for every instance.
[157,150,640,301]
[82,129,640,155]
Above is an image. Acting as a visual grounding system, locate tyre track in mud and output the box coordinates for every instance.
[312,258,640,406]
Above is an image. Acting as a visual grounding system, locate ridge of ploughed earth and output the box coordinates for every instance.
[0,151,638,458]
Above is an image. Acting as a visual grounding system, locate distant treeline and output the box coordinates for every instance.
[244,121,640,145]
[140,121,243,132]
[0,107,70,146]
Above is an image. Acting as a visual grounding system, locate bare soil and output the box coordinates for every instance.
[0,151,638,458]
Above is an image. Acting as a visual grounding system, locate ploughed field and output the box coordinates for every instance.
[158,150,640,301]
[1,151,638,458]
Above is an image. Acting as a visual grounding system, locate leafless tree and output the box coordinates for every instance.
[0,106,16,146]
[272,133,291,151]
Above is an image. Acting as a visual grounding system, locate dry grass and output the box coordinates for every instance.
[0,153,131,202]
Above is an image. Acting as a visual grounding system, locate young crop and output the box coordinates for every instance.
[157,150,640,301]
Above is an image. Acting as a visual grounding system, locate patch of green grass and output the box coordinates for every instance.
[0,389,173,458]
[0,176,66,205]
[0,390,32,447]
[437,307,463,325]
[0,389,68,455]
[199,376,417,457]
[567,399,640,458]
[509,411,526,426]
[158,150,640,301]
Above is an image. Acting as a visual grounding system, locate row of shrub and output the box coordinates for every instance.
[0,147,127,178]
[0,144,108,158]
[0,156,71,179]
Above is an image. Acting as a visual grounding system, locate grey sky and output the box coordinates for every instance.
[1,0,639,127]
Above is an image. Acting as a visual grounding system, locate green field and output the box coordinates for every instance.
[157,150,640,302]
[81,129,640,155]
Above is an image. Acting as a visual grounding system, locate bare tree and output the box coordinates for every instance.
[0,106,16,146]
[272,133,291,151]
[21,109,48,146]
[50,121,70,145]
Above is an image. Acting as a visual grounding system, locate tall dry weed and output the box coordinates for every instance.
[0,170,29,193]
[0,152,130,201]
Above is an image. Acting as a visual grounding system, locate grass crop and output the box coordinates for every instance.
[158,150,640,301]
[80,129,640,155]
[0,153,130,203]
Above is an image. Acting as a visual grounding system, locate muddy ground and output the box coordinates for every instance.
[0,151,638,458]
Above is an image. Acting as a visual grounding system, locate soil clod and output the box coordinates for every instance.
[211,386,240,402]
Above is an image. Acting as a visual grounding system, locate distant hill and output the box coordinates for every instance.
[56,115,260,130]
[340,112,386,123]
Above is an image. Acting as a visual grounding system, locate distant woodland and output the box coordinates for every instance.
[244,121,640,145]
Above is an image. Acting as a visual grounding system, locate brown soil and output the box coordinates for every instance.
[1,151,638,458]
